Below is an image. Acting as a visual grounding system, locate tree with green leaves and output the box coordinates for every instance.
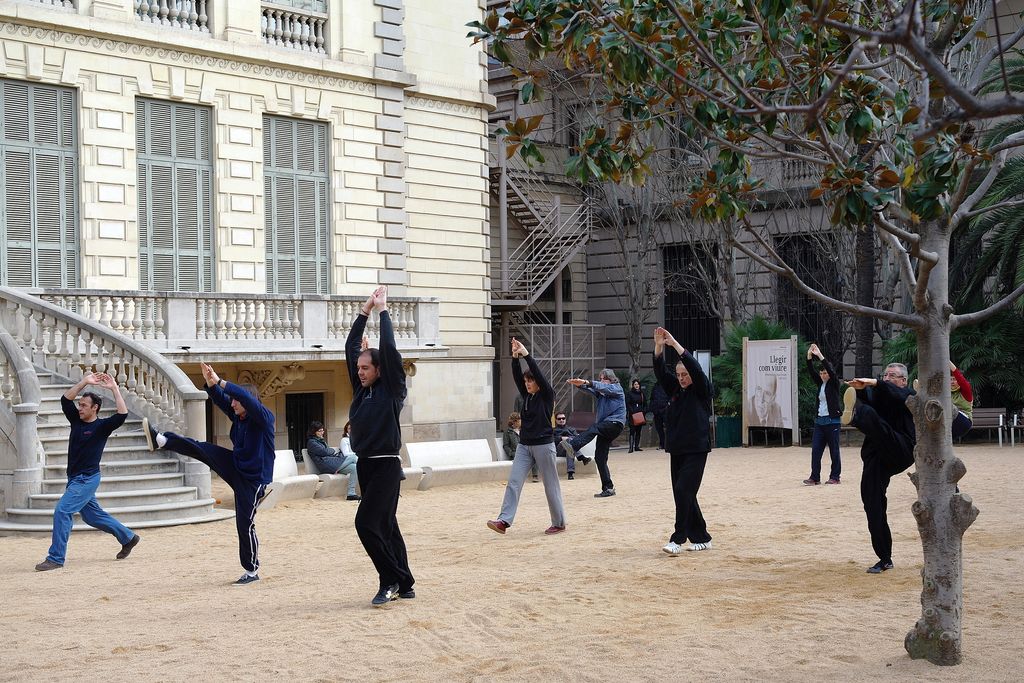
[470,0,1024,665]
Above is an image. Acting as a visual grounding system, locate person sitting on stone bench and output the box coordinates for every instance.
[306,420,360,501]
[554,410,591,480]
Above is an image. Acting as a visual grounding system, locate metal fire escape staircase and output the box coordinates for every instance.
[489,144,592,309]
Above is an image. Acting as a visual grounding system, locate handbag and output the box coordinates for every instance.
[631,411,646,426]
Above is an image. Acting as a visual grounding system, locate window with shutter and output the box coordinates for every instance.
[136,98,215,292]
[263,115,330,295]
[0,79,79,288]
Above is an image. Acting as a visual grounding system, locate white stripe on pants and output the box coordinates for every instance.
[498,442,566,527]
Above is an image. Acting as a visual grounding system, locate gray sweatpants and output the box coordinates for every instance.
[498,442,566,527]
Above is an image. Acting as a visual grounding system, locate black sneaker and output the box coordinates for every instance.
[233,573,260,585]
[399,588,415,599]
[372,583,399,607]
[346,495,362,501]
[567,472,575,480]
[142,417,159,451]
[116,534,140,560]
[594,488,616,498]
[578,455,592,466]
[866,560,893,574]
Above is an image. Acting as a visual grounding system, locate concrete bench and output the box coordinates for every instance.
[258,449,320,510]
[493,436,597,477]
[406,439,510,490]
[302,448,422,496]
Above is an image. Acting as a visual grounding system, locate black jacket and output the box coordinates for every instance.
[513,354,555,445]
[346,311,406,456]
[649,384,670,414]
[857,379,916,443]
[306,436,339,472]
[806,357,842,419]
[654,348,713,454]
[626,388,647,416]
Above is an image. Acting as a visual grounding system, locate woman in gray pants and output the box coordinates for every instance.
[487,338,567,535]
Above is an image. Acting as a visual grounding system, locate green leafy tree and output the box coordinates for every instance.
[470,0,1024,664]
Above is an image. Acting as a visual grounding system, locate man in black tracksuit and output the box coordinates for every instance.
[843,363,916,574]
[346,285,415,607]
[653,327,714,554]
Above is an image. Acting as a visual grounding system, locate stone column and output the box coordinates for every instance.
[11,403,42,509]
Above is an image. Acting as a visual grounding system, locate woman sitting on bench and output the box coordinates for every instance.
[950,361,973,439]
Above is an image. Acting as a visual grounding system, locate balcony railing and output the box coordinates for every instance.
[261,1,327,54]
[135,1,210,33]
[32,290,441,353]
[27,0,76,8]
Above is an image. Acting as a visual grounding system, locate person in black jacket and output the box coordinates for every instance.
[626,379,647,452]
[346,285,415,606]
[842,363,916,574]
[803,343,842,485]
[487,338,567,535]
[653,327,714,554]
[649,383,669,450]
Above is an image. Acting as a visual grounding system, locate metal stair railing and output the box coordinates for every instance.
[492,202,592,303]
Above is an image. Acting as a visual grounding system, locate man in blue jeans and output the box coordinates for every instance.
[561,369,627,497]
[143,362,275,586]
[36,372,140,571]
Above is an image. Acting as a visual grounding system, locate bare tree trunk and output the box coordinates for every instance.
[854,225,875,376]
[904,226,980,665]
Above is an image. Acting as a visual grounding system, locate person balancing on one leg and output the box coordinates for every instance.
[561,369,626,498]
[36,372,141,571]
[346,285,416,607]
[842,363,916,574]
[142,363,275,585]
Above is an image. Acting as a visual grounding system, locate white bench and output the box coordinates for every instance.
[406,439,511,490]
[492,437,598,477]
[257,449,320,510]
[302,448,423,496]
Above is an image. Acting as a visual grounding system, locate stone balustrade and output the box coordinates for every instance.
[135,0,211,33]
[1,286,208,436]
[34,290,442,353]
[27,0,76,8]
[261,1,327,54]
[0,329,43,512]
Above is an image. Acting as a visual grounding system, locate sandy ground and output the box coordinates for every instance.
[1,444,1022,682]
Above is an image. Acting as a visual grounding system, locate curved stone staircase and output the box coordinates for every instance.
[0,287,233,532]
[0,367,233,532]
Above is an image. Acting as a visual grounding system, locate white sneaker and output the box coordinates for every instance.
[662,541,683,555]
[686,541,712,552]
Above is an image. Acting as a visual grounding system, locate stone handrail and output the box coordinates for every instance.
[0,329,43,512]
[0,286,208,435]
[27,0,76,8]
[35,290,442,352]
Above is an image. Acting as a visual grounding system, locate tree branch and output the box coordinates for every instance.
[951,280,1024,329]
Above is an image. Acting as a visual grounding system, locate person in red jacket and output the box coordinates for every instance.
[949,361,974,439]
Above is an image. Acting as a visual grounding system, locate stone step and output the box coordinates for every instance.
[28,486,199,510]
[41,472,185,494]
[37,432,149,448]
[44,445,159,466]
[0,501,234,529]
[44,458,181,477]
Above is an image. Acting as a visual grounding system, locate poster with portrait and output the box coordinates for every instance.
[742,337,800,444]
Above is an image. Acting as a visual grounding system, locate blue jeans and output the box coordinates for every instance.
[316,454,359,496]
[47,472,135,566]
[810,417,841,482]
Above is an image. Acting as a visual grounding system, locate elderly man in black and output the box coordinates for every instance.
[842,363,916,574]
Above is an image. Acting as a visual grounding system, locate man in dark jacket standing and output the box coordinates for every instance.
[843,364,916,574]
[653,327,714,555]
[804,343,842,485]
[144,362,275,585]
[346,285,415,607]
